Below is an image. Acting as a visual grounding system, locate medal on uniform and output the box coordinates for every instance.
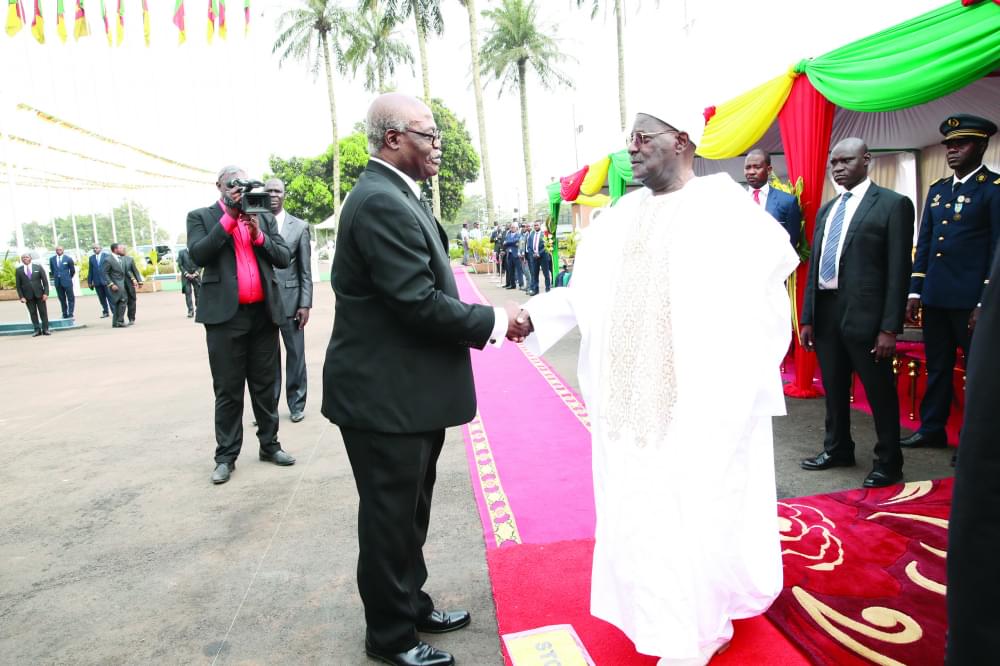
[955,195,964,215]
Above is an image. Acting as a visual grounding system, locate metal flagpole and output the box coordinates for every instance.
[69,189,83,300]
[2,130,26,250]
[46,185,58,248]
[109,198,119,244]
[90,189,100,245]
[126,196,137,250]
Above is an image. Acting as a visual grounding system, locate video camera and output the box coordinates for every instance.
[224,178,271,215]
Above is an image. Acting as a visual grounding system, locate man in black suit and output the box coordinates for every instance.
[799,138,914,488]
[266,178,312,423]
[187,166,294,485]
[101,243,128,328]
[946,245,1000,665]
[120,248,144,326]
[48,246,76,318]
[322,93,527,666]
[15,253,50,336]
[902,114,999,450]
[87,244,112,318]
[177,246,201,318]
[745,148,802,249]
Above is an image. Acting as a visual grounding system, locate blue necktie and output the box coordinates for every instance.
[819,192,852,283]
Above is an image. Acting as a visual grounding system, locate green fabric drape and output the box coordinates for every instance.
[607,150,632,203]
[804,1,1000,112]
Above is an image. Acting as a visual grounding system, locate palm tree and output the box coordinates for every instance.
[273,1,350,220]
[362,0,445,219]
[575,0,659,131]
[481,0,572,216]
[342,7,414,92]
[458,0,496,227]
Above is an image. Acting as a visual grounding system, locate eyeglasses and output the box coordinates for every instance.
[405,128,443,145]
[626,129,678,147]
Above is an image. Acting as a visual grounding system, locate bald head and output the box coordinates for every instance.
[829,137,870,191]
[366,93,442,182]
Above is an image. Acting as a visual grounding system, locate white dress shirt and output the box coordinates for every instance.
[748,182,770,209]
[274,209,287,236]
[368,157,508,346]
[818,178,872,290]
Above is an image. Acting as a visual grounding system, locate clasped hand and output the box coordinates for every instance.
[504,301,533,342]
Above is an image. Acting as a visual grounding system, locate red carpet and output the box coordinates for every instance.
[768,478,951,665]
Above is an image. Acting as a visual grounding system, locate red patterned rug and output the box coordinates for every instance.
[767,478,951,665]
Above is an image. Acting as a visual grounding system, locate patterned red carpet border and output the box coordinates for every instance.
[768,478,951,665]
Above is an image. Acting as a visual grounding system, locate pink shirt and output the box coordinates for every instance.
[219,201,265,304]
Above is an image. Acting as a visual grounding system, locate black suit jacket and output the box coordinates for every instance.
[121,255,144,296]
[322,160,495,433]
[186,202,291,326]
[15,264,48,300]
[764,187,803,249]
[801,182,914,343]
[101,253,127,299]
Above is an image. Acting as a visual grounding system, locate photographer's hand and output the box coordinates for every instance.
[223,184,244,218]
[244,214,261,241]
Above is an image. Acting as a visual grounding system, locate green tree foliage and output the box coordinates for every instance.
[269,99,480,225]
[341,6,414,92]
[9,201,169,250]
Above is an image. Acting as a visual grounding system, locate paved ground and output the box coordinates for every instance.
[0,274,955,664]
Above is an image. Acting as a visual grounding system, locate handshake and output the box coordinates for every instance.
[503,301,533,343]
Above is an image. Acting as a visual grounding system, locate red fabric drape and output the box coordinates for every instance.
[560,166,589,203]
[779,75,835,398]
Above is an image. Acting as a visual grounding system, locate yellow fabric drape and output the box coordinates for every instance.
[580,156,610,196]
[697,69,797,160]
[573,193,611,208]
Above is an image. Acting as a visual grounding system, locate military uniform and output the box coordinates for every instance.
[906,114,1000,446]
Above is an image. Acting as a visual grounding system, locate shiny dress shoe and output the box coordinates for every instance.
[863,469,903,488]
[212,462,234,484]
[290,411,305,423]
[365,640,454,666]
[100,312,110,318]
[800,451,855,471]
[900,431,947,448]
[42,330,51,336]
[32,331,42,337]
[259,449,296,466]
[417,609,471,634]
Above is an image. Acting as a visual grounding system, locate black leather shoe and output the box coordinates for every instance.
[187,311,194,318]
[259,449,296,466]
[290,411,305,423]
[100,312,109,318]
[42,330,51,335]
[417,609,471,634]
[863,469,903,488]
[800,451,856,471]
[900,431,947,448]
[365,640,454,666]
[32,331,41,337]
[212,462,234,484]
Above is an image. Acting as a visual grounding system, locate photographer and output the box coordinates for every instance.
[186,165,294,485]
[177,246,202,318]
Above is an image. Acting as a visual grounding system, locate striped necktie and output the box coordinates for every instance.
[819,192,852,283]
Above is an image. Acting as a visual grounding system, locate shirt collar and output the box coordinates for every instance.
[275,209,287,227]
[841,177,871,199]
[749,183,770,195]
[370,156,422,198]
[954,164,984,187]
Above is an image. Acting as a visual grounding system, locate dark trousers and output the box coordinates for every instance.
[55,283,75,317]
[183,280,200,314]
[110,290,127,327]
[504,253,518,288]
[341,426,443,653]
[526,254,538,292]
[124,286,137,323]
[24,297,49,332]
[274,316,307,414]
[93,284,111,315]
[539,252,552,292]
[814,291,902,473]
[205,303,281,464]
[918,306,971,435]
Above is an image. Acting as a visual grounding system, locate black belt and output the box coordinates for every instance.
[237,301,264,310]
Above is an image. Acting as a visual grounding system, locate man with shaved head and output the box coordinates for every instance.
[800,137,915,488]
[744,148,802,248]
[322,93,527,666]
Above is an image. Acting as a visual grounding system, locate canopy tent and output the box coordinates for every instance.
[549,0,1000,397]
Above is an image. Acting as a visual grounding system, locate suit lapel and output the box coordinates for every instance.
[841,185,879,255]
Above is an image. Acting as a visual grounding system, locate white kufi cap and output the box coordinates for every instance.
[632,94,706,148]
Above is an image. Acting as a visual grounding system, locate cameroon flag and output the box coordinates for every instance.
[115,0,122,45]
[57,0,66,42]
[218,0,226,39]
[6,0,25,37]
[74,0,90,40]
[30,0,42,43]
[207,0,215,43]
[243,0,248,35]
[173,0,185,44]
[142,0,149,45]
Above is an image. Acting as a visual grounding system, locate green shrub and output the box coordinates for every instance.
[0,257,15,290]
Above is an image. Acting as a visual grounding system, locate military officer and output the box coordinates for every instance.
[902,114,1000,449]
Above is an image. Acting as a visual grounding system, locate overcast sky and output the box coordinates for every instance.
[0,0,945,246]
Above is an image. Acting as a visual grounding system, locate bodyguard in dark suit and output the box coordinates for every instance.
[187,166,294,485]
[101,244,128,328]
[745,148,802,249]
[265,178,312,423]
[15,253,50,336]
[177,247,201,318]
[525,220,549,294]
[48,246,76,318]
[902,114,1000,450]
[946,244,1000,665]
[121,251,144,326]
[322,93,527,666]
[799,138,915,488]
[87,244,112,318]
[502,223,521,289]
